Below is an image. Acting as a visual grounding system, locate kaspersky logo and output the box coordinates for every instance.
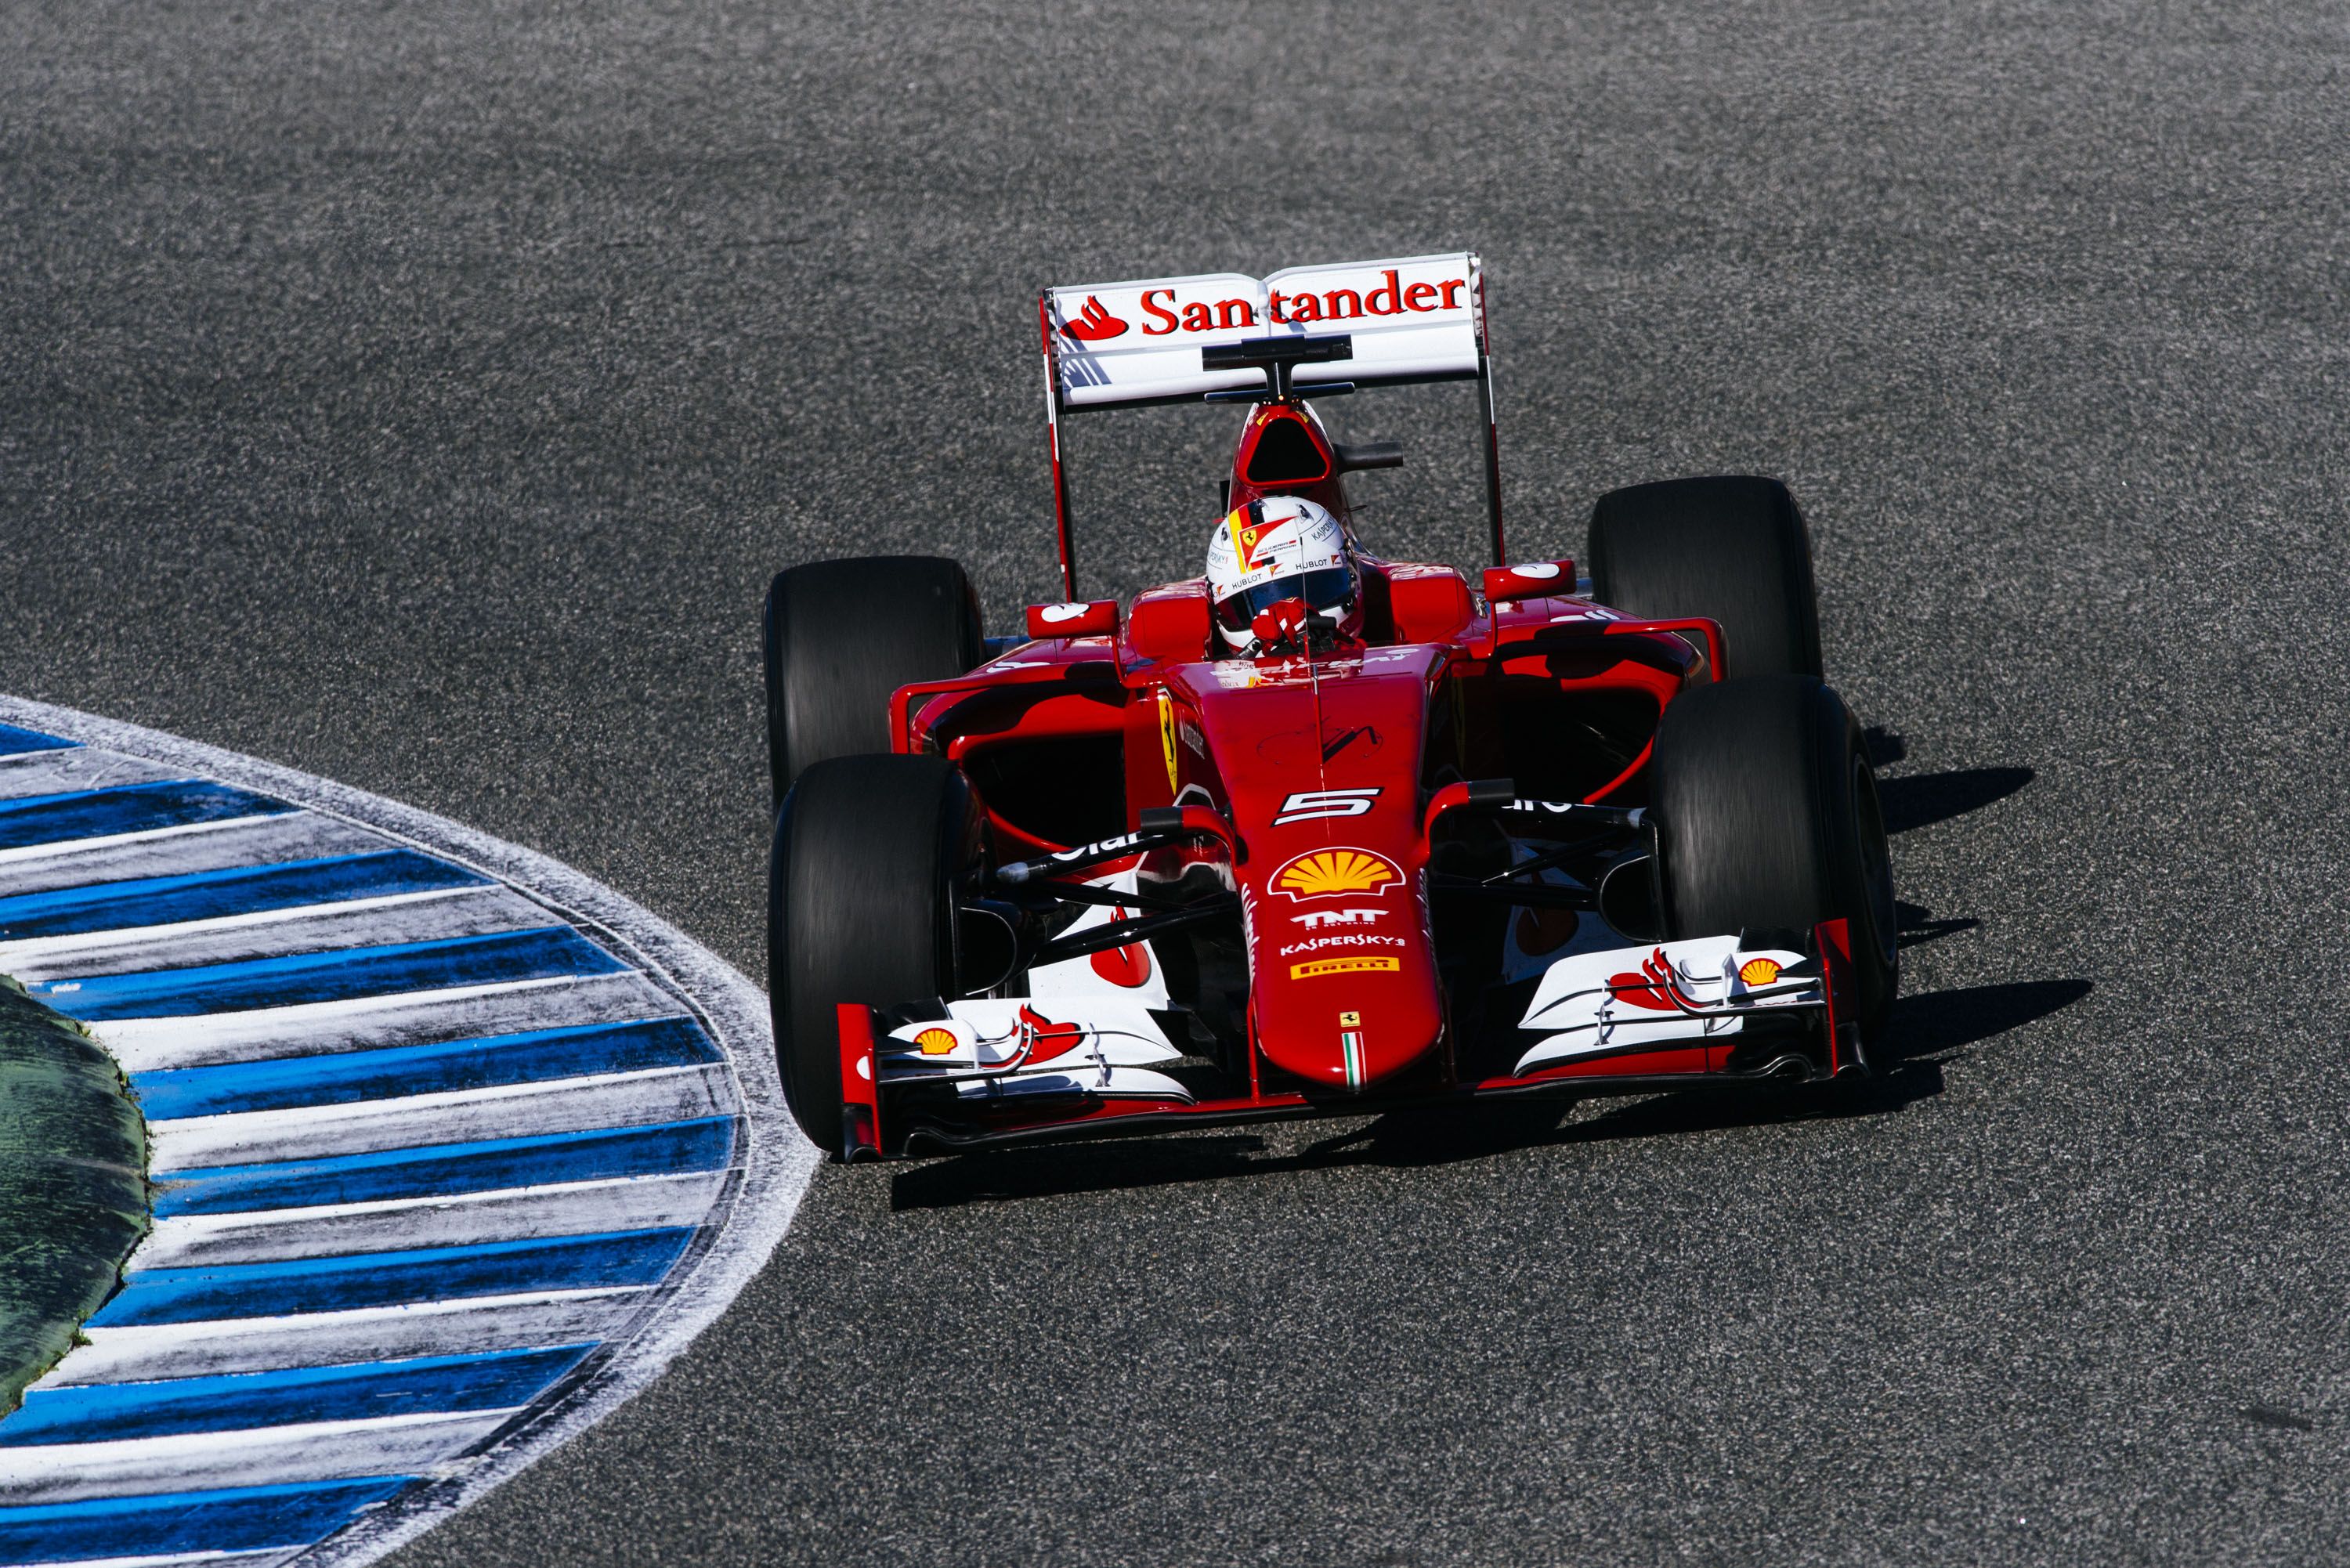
[1060,295,1129,342]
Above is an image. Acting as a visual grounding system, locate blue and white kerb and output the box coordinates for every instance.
[0,700,808,1568]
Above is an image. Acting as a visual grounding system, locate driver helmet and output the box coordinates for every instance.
[1205,497,1361,655]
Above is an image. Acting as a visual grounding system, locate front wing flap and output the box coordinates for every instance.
[1512,927,1845,1075]
[877,997,1196,1106]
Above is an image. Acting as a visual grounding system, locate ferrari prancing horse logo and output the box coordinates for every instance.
[1155,688,1179,793]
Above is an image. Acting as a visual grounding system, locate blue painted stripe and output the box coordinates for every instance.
[1,1345,595,1447]
[0,849,490,941]
[0,779,288,851]
[0,1477,412,1563]
[133,1016,718,1119]
[30,926,624,1021]
[154,1117,736,1216]
[0,724,76,758]
[90,1228,696,1326]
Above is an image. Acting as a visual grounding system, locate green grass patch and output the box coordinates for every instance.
[0,981,149,1414]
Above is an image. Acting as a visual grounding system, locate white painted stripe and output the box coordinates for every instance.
[0,813,289,868]
[31,1552,300,1568]
[90,971,688,1073]
[38,1288,653,1386]
[0,812,385,898]
[139,1171,732,1268]
[0,1409,520,1505]
[0,886,552,983]
[0,747,180,800]
[147,1063,736,1170]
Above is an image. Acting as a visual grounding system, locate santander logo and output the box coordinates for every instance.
[1607,950,1699,1013]
[1259,269,1465,328]
[1061,295,1129,342]
[1061,269,1470,346]
[1017,1004,1088,1062]
[1087,905,1155,988]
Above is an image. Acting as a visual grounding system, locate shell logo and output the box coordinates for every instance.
[1271,847,1402,901]
[1737,957,1782,987]
[914,1027,959,1055]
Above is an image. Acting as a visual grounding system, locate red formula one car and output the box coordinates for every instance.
[764,252,1896,1160]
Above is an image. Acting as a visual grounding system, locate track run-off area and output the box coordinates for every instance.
[7,2,2350,1563]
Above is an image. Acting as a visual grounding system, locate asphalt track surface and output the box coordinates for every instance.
[3,2,2347,1562]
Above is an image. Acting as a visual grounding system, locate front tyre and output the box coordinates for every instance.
[768,753,978,1154]
[763,555,985,805]
[1588,475,1823,680]
[1652,674,1896,1045]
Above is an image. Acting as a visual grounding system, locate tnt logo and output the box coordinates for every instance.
[1292,907,1384,930]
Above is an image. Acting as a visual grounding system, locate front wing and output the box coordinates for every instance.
[833,920,1863,1159]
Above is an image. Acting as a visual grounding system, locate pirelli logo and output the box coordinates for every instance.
[1289,956,1402,980]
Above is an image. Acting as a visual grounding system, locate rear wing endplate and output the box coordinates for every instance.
[1036,252,1502,597]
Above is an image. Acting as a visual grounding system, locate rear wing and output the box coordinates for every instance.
[1036,252,1502,597]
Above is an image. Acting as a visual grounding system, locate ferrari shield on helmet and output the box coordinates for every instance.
[1206,497,1358,652]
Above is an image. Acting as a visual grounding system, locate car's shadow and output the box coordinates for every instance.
[891,736,2053,1212]
[1879,768,2034,835]
[1897,898,1977,948]
[887,978,2092,1209]
[1864,728,2034,836]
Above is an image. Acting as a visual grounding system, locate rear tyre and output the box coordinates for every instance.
[1587,475,1823,680]
[763,555,984,804]
[1652,674,1896,1045]
[768,753,978,1154]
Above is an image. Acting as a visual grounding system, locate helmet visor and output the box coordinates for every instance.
[1214,567,1356,633]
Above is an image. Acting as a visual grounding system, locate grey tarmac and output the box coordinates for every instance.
[3,2,2347,1563]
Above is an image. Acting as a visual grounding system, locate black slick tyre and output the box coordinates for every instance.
[768,753,976,1155]
[1588,475,1823,680]
[763,555,984,804]
[1651,674,1897,1046]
